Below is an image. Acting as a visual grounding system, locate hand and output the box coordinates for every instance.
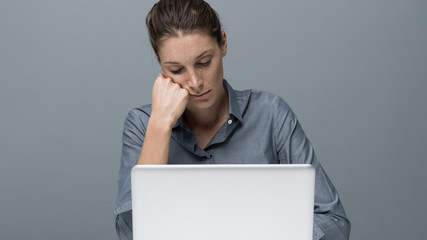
[150,73,189,128]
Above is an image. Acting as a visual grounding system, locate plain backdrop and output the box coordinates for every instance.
[1,0,426,239]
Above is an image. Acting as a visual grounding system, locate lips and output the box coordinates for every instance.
[190,90,211,99]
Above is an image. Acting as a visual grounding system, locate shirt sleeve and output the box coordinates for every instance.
[115,109,148,215]
[115,210,133,240]
[273,97,351,240]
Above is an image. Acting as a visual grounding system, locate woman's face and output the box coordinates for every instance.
[157,31,227,112]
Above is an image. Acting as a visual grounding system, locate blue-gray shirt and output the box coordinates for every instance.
[115,80,350,240]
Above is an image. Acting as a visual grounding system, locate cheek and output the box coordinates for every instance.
[213,62,224,81]
[171,75,188,87]
[206,60,223,80]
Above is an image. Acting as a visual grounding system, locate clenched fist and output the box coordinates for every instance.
[150,73,189,128]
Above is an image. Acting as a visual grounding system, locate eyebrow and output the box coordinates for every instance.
[163,49,214,65]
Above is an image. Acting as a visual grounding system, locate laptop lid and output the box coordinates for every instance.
[131,164,315,240]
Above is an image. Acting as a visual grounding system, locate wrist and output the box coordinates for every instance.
[148,113,175,133]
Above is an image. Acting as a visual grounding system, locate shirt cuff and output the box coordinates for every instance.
[313,221,325,240]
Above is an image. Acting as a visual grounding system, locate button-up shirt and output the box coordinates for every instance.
[115,80,350,240]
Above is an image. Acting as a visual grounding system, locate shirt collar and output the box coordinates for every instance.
[173,79,243,129]
[223,79,243,122]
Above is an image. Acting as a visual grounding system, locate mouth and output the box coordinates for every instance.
[190,90,211,99]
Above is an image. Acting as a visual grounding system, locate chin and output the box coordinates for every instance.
[188,99,215,111]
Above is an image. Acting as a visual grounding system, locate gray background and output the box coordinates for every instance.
[1,0,426,239]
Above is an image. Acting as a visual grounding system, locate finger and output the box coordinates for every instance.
[166,76,176,84]
[180,87,189,96]
[165,77,173,84]
[157,73,169,82]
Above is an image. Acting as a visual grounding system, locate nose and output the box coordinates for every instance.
[187,70,203,92]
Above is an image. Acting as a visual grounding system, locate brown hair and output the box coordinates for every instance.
[146,0,223,58]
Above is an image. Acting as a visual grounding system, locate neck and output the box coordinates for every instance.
[184,91,229,130]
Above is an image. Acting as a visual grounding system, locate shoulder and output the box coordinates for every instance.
[123,104,152,129]
[128,104,151,117]
[225,79,295,121]
[239,89,294,118]
[129,104,152,117]
[250,89,290,108]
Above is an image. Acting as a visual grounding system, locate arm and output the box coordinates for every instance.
[114,109,145,239]
[137,73,188,165]
[115,74,188,239]
[116,74,188,212]
[116,210,133,240]
[273,98,351,240]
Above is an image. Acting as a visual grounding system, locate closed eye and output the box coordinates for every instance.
[169,59,211,74]
[197,60,211,67]
[171,68,183,74]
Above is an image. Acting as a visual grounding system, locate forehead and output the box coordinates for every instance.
[158,32,218,63]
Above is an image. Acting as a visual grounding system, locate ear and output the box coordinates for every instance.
[221,31,227,57]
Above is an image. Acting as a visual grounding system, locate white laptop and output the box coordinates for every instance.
[131,164,315,240]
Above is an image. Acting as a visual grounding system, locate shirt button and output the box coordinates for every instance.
[227,119,233,125]
[206,154,212,159]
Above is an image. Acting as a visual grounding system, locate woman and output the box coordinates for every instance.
[115,0,350,239]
